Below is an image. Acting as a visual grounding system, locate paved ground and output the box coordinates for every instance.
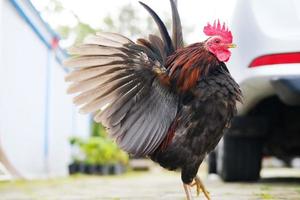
[0,165,300,200]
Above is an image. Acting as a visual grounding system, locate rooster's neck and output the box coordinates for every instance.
[166,43,219,92]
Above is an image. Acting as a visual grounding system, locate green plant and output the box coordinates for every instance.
[69,135,129,166]
[69,136,84,146]
[91,122,107,138]
[115,149,129,165]
[81,137,101,165]
[69,136,85,163]
[77,137,128,166]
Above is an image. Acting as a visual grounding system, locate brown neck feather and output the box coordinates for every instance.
[166,43,219,92]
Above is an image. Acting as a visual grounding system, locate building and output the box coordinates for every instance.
[0,0,90,179]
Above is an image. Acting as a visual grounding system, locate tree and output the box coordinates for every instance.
[40,0,192,47]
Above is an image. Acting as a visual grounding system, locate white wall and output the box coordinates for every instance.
[1,0,47,178]
[0,0,3,66]
[47,52,91,177]
[0,0,90,178]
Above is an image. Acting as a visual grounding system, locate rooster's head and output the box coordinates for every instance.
[203,20,236,62]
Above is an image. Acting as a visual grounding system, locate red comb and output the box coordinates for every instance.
[203,20,232,43]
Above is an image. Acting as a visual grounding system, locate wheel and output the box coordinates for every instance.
[208,151,217,174]
[217,134,263,182]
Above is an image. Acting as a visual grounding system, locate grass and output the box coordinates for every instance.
[260,192,273,200]
[260,185,271,191]
[257,184,273,200]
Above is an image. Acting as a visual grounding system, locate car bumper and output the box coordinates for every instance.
[271,76,300,106]
[235,64,300,114]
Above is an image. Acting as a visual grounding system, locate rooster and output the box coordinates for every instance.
[64,1,242,199]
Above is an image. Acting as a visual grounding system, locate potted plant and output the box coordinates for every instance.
[81,137,102,174]
[68,129,130,175]
[95,137,116,175]
[80,137,115,175]
[110,149,129,175]
[68,136,85,174]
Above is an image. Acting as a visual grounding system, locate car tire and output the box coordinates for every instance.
[217,134,263,182]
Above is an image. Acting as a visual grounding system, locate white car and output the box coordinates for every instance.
[208,0,300,181]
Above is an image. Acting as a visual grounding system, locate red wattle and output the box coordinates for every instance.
[215,49,231,62]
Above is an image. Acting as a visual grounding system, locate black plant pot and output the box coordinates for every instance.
[68,163,79,174]
[78,162,86,174]
[97,164,110,175]
[110,163,125,175]
[85,164,98,174]
[95,165,102,175]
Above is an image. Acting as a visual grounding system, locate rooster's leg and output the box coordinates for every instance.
[191,175,211,200]
[183,183,194,200]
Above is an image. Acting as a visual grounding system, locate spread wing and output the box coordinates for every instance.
[64,32,178,157]
[64,1,183,157]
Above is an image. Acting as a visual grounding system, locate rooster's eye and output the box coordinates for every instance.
[215,39,220,44]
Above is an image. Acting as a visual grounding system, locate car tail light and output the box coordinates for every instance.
[249,52,300,68]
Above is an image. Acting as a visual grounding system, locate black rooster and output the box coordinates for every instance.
[64,1,242,199]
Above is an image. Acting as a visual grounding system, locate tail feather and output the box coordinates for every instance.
[139,1,174,55]
[169,0,183,49]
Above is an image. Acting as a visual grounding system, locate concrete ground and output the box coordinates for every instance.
[0,165,300,200]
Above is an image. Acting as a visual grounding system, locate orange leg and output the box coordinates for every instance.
[183,183,194,200]
[191,175,211,200]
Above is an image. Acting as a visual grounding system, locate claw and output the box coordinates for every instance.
[183,175,211,200]
[191,181,202,196]
[191,175,211,200]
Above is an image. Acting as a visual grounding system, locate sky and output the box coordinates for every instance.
[31,0,237,44]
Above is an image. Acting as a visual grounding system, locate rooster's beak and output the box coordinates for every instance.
[228,43,237,48]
